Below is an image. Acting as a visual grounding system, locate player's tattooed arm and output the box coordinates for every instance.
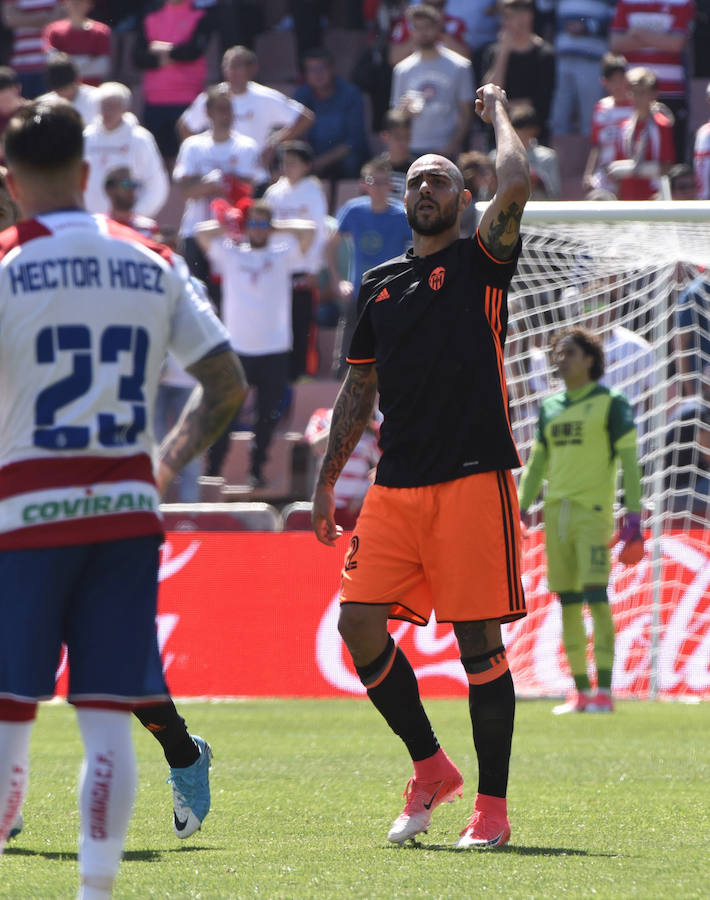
[316,363,378,489]
[156,348,247,495]
[482,201,524,260]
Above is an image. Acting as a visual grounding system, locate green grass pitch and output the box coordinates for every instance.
[3,698,709,899]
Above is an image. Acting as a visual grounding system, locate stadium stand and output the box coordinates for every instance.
[161,502,282,531]
[281,500,314,530]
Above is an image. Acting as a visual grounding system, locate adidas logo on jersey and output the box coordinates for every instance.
[375,287,390,302]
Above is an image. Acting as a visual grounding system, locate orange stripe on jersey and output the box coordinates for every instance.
[476,229,513,265]
[484,286,518,457]
[496,470,525,613]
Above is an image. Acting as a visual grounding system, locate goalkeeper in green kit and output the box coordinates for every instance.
[518,327,644,714]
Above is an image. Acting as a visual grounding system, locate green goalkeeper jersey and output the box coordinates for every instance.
[518,382,641,516]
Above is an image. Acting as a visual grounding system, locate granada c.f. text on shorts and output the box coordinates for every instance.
[340,470,527,625]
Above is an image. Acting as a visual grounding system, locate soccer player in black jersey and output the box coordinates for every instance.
[312,82,531,848]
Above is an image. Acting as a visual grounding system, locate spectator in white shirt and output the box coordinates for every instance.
[178,44,314,185]
[83,81,169,217]
[265,140,328,380]
[172,82,260,302]
[36,52,98,125]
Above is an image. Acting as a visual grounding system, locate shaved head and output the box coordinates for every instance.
[406,154,465,193]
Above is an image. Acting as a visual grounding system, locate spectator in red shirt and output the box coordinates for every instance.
[610,0,695,162]
[43,0,111,87]
[388,0,470,66]
[1,0,63,98]
[608,66,674,200]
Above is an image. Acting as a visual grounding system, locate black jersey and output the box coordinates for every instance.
[347,230,522,488]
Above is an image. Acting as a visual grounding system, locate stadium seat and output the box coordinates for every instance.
[161,502,283,531]
[282,501,314,531]
[220,431,300,498]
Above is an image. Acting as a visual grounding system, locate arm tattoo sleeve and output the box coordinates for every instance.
[159,349,247,475]
[317,364,378,488]
[484,201,523,260]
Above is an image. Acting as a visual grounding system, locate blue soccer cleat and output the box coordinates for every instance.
[168,735,212,839]
[8,812,23,839]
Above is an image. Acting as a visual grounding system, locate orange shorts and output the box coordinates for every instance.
[340,471,526,625]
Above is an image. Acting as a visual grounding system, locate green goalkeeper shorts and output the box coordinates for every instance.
[543,498,614,593]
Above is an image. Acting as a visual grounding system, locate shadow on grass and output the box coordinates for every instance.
[5,846,215,862]
[391,840,615,858]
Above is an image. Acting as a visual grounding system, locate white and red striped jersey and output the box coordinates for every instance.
[693,121,710,200]
[6,0,59,73]
[590,96,634,167]
[305,407,381,508]
[611,0,695,98]
[0,210,229,549]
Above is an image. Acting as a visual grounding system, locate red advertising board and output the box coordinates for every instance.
[55,530,710,700]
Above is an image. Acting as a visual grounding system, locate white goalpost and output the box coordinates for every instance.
[477,200,710,701]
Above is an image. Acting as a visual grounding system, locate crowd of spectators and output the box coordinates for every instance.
[0,0,707,513]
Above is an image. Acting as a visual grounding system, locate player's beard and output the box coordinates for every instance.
[407,198,458,235]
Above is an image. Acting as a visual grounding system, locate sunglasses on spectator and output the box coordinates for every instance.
[247,219,271,228]
[107,179,141,189]
[364,175,390,186]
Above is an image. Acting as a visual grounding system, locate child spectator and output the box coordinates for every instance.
[608,66,674,201]
[327,157,411,376]
[583,53,633,195]
[264,141,329,381]
[43,0,110,87]
[37,52,98,125]
[132,0,218,161]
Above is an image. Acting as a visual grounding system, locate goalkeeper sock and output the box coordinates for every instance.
[560,594,591,692]
[463,655,515,798]
[356,636,440,762]
[586,588,615,691]
[133,701,199,769]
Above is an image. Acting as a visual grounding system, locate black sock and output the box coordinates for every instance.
[468,669,515,798]
[355,637,439,762]
[133,700,199,769]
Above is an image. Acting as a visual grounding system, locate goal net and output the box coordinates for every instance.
[490,201,710,701]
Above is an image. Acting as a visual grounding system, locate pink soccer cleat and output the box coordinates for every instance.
[387,755,464,843]
[587,691,614,713]
[552,691,592,715]
[456,794,511,848]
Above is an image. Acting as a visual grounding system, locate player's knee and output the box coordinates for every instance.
[337,604,387,656]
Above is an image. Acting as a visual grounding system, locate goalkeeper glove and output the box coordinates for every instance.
[609,512,644,565]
